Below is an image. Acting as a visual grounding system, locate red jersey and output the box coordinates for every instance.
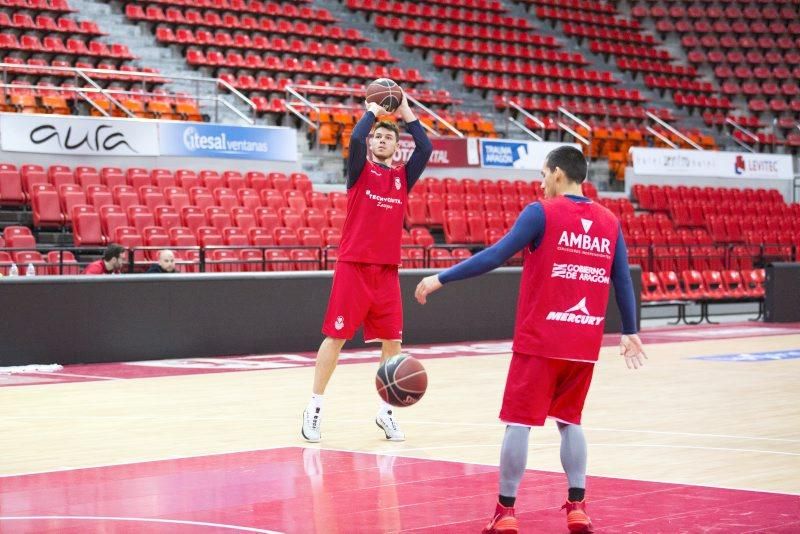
[337,159,408,265]
[512,196,619,362]
[83,259,112,275]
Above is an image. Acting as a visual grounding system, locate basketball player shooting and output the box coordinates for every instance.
[302,91,433,443]
[415,146,646,534]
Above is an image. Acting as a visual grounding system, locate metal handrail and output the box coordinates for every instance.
[284,85,320,131]
[558,106,591,131]
[74,69,134,119]
[505,99,544,141]
[405,93,463,138]
[723,118,758,153]
[508,117,542,141]
[0,62,256,124]
[284,83,463,139]
[647,111,703,150]
[645,126,679,149]
[557,107,591,148]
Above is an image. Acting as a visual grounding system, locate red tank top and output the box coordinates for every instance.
[512,196,620,362]
[337,159,408,265]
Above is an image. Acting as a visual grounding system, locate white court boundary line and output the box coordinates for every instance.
[0,445,289,479]
[2,415,797,443]
[30,371,120,380]
[0,516,282,533]
[351,442,800,458]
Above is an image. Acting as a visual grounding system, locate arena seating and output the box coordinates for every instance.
[627,0,800,151]
[347,0,664,134]
[119,0,476,142]
[0,0,208,118]
[1,167,797,310]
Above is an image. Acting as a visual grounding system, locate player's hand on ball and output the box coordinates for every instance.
[415,275,442,305]
[620,334,647,370]
[365,100,387,117]
[397,91,410,113]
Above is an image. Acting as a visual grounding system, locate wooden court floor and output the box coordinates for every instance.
[0,323,798,532]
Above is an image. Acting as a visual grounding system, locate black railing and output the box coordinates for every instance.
[0,242,796,276]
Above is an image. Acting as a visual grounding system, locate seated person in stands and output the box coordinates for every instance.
[83,244,126,275]
[146,249,177,274]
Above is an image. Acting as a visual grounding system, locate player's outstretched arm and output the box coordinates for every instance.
[398,93,432,192]
[347,102,388,189]
[415,203,545,305]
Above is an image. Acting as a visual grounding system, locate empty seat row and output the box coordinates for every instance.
[642,269,765,302]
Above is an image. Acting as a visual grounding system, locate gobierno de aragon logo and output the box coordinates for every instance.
[29,123,139,153]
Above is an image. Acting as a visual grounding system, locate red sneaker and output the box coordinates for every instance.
[482,503,519,534]
[561,500,594,533]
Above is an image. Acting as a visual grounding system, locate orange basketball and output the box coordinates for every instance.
[375,355,428,407]
[365,78,403,113]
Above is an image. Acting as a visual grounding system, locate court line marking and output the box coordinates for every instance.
[30,371,120,380]
[315,445,800,497]
[1,415,796,444]
[360,442,800,457]
[0,445,290,479]
[0,516,282,533]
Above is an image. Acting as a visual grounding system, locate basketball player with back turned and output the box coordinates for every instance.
[302,92,432,443]
[416,146,646,533]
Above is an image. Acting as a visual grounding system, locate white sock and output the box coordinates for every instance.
[378,401,393,414]
[307,394,324,413]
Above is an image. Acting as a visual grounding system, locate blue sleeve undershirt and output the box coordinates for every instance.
[346,112,432,191]
[402,119,433,192]
[346,111,375,188]
[437,196,638,334]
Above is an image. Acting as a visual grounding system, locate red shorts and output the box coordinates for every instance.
[500,352,595,426]
[321,261,402,342]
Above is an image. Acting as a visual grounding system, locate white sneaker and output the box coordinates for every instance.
[376,409,405,441]
[302,407,322,443]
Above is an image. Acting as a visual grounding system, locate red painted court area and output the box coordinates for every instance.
[1,447,797,533]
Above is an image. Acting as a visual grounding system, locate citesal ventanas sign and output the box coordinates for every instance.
[159,122,297,161]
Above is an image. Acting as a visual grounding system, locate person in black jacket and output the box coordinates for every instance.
[146,249,177,273]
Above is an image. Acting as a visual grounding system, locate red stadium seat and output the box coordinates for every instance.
[466,210,486,244]
[72,205,104,246]
[410,227,434,247]
[100,205,128,240]
[46,250,80,275]
[430,248,456,268]
[127,206,155,234]
[406,192,426,226]
[0,164,25,205]
[32,184,64,228]
[681,270,707,300]
[741,269,765,298]
[702,270,727,300]
[443,210,467,244]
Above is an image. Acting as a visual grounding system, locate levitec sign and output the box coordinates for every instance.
[630,147,793,180]
[0,113,159,156]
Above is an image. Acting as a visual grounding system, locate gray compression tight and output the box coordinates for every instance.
[498,423,588,498]
[557,422,587,489]
[499,425,530,497]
